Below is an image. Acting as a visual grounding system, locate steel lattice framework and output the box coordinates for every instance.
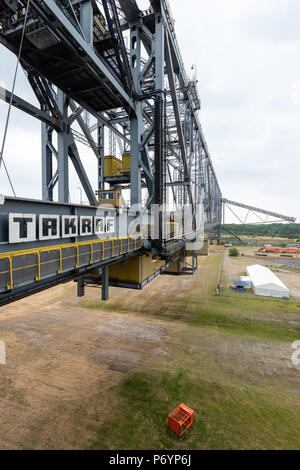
[0,0,222,235]
[222,199,296,224]
[0,0,296,306]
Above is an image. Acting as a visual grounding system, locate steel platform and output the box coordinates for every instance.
[0,0,133,113]
[0,236,142,304]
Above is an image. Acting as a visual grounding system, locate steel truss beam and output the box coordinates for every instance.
[0,85,62,131]
[222,199,296,224]
[30,0,135,110]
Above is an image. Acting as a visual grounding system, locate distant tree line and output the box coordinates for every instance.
[222,223,300,240]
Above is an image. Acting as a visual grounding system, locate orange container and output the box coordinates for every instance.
[168,403,194,437]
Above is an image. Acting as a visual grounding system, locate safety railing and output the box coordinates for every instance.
[0,236,141,292]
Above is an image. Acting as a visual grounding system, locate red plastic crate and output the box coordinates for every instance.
[168,403,194,437]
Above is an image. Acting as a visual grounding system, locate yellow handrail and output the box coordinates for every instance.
[0,235,141,292]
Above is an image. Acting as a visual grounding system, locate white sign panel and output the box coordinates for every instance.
[6,213,116,243]
[39,215,60,240]
[106,217,115,234]
[95,216,105,235]
[62,215,78,238]
[9,213,36,243]
[80,216,93,236]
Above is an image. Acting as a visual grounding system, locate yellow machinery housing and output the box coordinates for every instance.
[104,155,122,177]
[97,189,122,208]
[121,152,130,173]
[165,258,184,275]
[109,254,167,289]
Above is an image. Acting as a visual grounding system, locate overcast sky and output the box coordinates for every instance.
[0,0,299,223]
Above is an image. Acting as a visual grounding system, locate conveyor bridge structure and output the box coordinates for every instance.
[0,0,223,305]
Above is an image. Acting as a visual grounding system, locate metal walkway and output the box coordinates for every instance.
[0,236,142,305]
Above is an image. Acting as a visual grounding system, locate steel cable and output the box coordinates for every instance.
[0,0,31,196]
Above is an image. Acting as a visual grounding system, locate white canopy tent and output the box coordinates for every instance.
[246,265,290,299]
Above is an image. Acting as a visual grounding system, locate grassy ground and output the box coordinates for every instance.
[82,255,300,343]
[2,253,300,449]
[73,254,300,450]
[89,370,300,450]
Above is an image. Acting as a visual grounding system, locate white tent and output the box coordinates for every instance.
[246,265,290,299]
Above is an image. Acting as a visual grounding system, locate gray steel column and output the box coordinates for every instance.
[130,22,142,206]
[155,13,165,92]
[97,122,105,191]
[77,277,85,297]
[221,196,225,225]
[154,12,165,242]
[57,90,69,203]
[206,163,213,243]
[68,136,98,205]
[80,0,93,45]
[102,265,109,301]
[130,109,143,206]
[41,123,53,201]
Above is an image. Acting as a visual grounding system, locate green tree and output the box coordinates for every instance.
[229,247,239,257]
[222,223,300,239]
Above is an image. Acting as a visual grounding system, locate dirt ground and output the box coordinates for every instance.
[0,281,172,449]
[0,253,300,449]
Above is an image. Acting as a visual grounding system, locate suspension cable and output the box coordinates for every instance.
[1,158,17,197]
[0,0,31,196]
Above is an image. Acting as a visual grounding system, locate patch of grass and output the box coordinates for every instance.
[179,295,300,342]
[89,369,300,450]
[69,254,300,450]
[81,254,300,342]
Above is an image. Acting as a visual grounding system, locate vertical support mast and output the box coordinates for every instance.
[154,11,165,240]
[41,123,54,201]
[57,90,69,203]
[129,20,143,207]
[80,0,93,45]
[97,122,105,191]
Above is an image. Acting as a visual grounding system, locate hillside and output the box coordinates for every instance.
[222,223,300,240]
